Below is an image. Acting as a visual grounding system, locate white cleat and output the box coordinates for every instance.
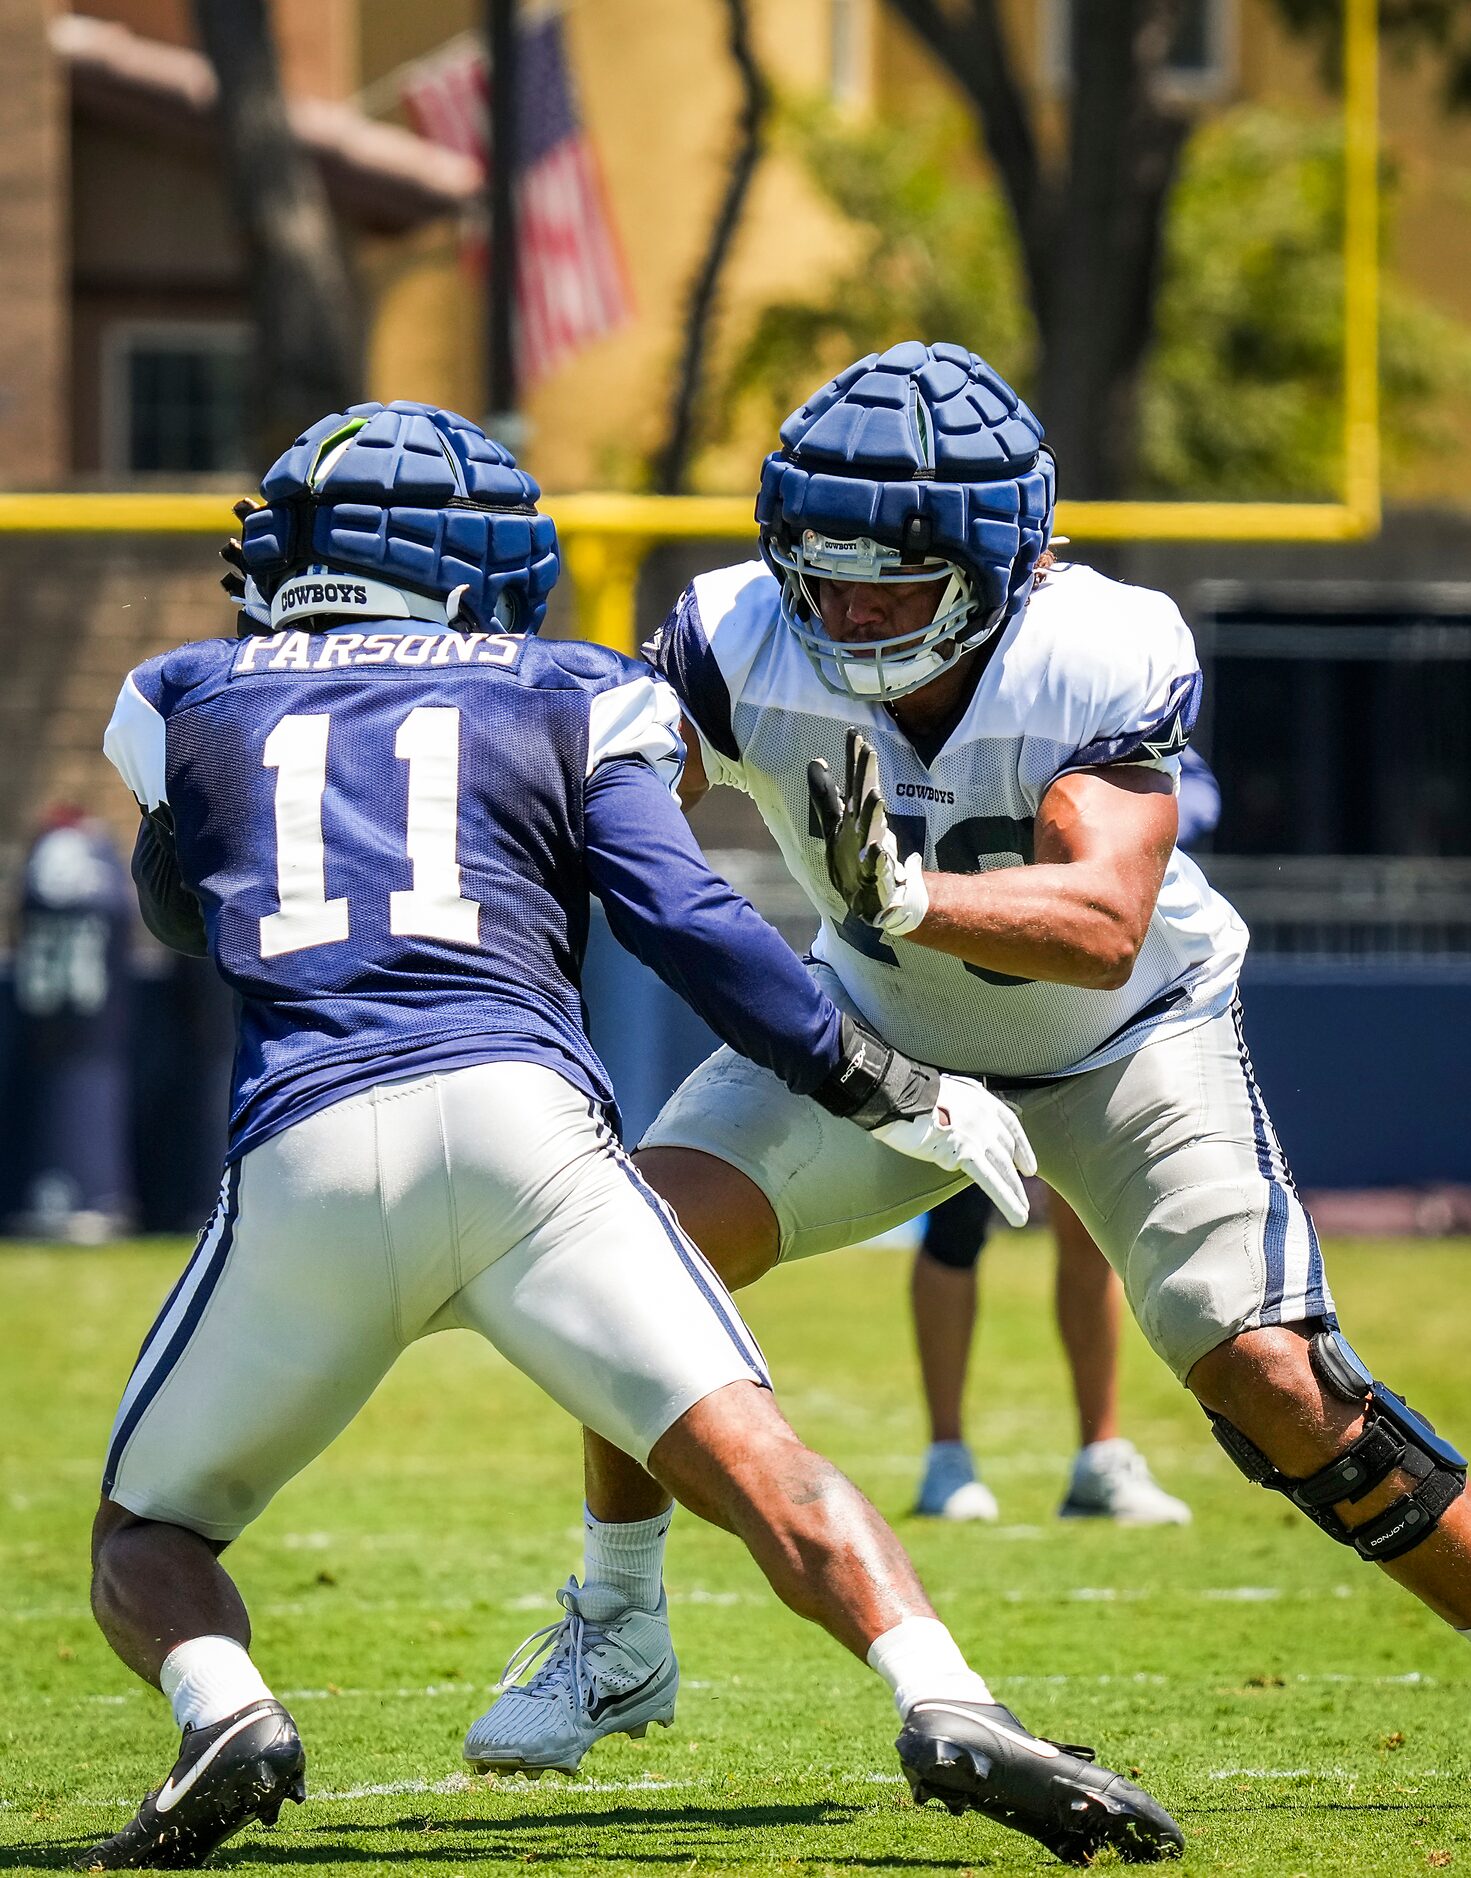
[914,1441,1000,1522]
[463,1577,677,1777]
[1059,1438,1192,1526]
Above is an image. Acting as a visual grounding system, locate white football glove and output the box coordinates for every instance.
[875,1073,1037,1228]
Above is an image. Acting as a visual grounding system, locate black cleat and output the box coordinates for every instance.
[76,1699,306,1870]
[897,1699,1184,1866]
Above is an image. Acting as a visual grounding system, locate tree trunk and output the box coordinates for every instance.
[653,0,768,494]
[885,0,1188,498]
[193,0,360,465]
[1035,0,1189,495]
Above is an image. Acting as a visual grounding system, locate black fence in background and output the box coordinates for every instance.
[1195,581,1471,867]
[3,578,1468,1232]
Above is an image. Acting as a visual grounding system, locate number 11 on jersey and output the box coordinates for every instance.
[259,706,481,959]
[390,707,479,945]
[259,714,350,958]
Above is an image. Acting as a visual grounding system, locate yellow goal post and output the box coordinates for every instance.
[0,0,1379,657]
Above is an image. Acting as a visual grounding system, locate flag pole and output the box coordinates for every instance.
[485,0,519,446]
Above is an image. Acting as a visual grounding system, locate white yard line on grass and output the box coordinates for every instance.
[30,1764,1463,1815]
[318,1774,705,1801]
[319,1766,1457,1801]
[11,1583,1367,1624]
[1209,1768,1347,1779]
[57,1668,1440,1713]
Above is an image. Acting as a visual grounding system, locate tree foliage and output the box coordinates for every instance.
[1273,0,1471,112]
[870,0,1471,496]
[1140,108,1471,498]
[883,0,1190,496]
[718,103,1471,502]
[719,107,1031,445]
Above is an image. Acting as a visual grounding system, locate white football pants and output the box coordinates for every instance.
[103,1061,768,1541]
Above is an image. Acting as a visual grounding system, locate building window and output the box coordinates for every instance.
[1042,0,1235,103]
[102,323,249,476]
[830,0,871,109]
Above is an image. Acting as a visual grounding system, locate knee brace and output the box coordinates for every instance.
[1207,1331,1467,1563]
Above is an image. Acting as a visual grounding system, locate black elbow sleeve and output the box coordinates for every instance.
[131,810,209,957]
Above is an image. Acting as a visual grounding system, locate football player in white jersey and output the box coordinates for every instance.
[467,345,1471,1800]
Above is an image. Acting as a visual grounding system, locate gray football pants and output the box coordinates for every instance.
[644,990,1332,1384]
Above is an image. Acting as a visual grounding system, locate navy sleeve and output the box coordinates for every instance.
[1067,669,1202,772]
[584,756,842,1095]
[642,585,740,763]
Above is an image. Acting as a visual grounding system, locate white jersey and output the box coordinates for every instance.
[645,559,1248,1082]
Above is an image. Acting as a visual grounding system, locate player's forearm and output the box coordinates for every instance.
[908,865,1149,990]
[585,758,844,1092]
[675,724,710,813]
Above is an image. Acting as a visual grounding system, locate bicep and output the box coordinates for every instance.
[677,716,710,811]
[104,673,168,809]
[1036,766,1178,908]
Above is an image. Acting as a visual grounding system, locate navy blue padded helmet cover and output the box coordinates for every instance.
[756,342,1055,632]
[239,401,560,634]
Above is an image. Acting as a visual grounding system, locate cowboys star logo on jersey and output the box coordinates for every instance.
[1138,708,1194,764]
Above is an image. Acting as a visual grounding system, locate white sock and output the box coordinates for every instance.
[160,1635,273,1732]
[583,1503,672,1613]
[867,1615,993,1718]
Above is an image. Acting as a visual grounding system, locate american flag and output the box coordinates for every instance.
[399,11,632,386]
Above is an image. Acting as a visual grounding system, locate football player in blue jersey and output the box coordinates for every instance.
[473,347,1471,1807]
[81,403,1181,1871]
[913,747,1219,1527]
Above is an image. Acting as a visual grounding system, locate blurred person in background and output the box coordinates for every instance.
[10,807,134,1242]
[914,747,1220,1525]
[129,945,237,1233]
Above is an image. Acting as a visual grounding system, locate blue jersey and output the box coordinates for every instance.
[104,623,844,1159]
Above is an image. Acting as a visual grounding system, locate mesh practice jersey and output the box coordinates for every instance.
[104,624,845,1158]
[646,560,1248,1083]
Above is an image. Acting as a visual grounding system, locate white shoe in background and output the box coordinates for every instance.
[914,1441,1000,1521]
[1059,1439,1191,1525]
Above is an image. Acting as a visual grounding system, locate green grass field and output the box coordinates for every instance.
[3,1232,1469,1875]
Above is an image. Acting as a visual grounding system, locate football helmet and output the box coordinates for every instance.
[231,401,560,636]
[756,343,1054,701]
